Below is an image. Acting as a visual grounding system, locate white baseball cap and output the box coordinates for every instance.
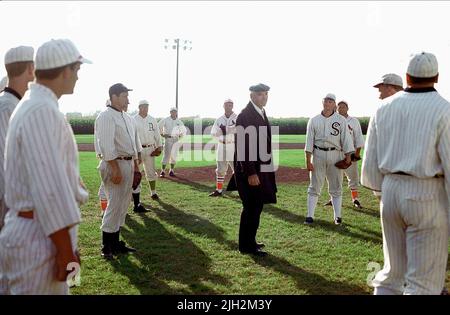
[324,93,336,101]
[170,107,178,112]
[373,73,403,88]
[407,51,438,78]
[35,39,92,70]
[0,76,7,91]
[224,98,233,104]
[4,46,34,65]
[139,99,149,106]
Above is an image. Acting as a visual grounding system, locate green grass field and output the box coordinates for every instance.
[70,150,450,295]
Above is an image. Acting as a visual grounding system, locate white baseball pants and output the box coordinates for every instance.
[99,159,133,233]
[0,213,78,294]
[307,149,344,219]
[373,174,449,295]
[162,138,180,165]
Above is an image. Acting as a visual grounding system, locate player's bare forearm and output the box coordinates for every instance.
[355,147,362,157]
[50,227,79,282]
[305,151,314,171]
[107,159,122,184]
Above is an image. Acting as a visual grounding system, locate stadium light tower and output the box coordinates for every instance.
[164,38,192,112]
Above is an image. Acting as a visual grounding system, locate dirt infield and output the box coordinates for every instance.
[159,165,309,184]
[77,143,305,152]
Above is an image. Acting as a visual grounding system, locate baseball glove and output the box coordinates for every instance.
[132,171,142,190]
[150,147,162,157]
[335,159,352,169]
[351,153,361,162]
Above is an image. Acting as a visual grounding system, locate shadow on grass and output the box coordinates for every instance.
[107,214,230,294]
[148,199,238,251]
[165,176,382,245]
[343,204,380,219]
[249,253,369,295]
[149,198,370,295]
[263,204,382,245]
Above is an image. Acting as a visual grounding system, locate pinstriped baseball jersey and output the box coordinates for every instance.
[211,113,238,143]
[346,116,365,149]
[158,117,187,139]
[0,89,20,229]
[133,114,161,148]
[305,111,355,154]
[3,83,88,247]
[361,89,450,192]
[94,107,141,161]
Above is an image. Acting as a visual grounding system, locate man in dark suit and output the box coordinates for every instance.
[231,83,277,257]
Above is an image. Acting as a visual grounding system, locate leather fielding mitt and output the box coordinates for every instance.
[150,147,162,157]
[351,153,361,162]
[132,171,142,190]
[335,158,352,170]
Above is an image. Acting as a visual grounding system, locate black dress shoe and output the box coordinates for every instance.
[113,241,137,254]
[304,217,314,224]
[256,242,265,249]
[209,190,223,197]
[133,204,149,213]
[240,248,268,257]
[101,246,114,260]
[151,193,160,200]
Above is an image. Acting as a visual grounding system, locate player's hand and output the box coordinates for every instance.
[248,174,260,186]
[307,162,314,172]
[345,155,351,164]
[111,167,122,185]
[55,249,79,282]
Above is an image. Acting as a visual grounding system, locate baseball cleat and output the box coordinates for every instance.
[353,199,362,209]
[113,241,137,254]
[151,193,160,200]
[159,171,166,178]
[133,204,149,213]
[334,217,342,225]
[101,247,114,260]
[169,170,175,177]
[323,200,332,206]
[209,190,223,197]
[304,217,314,224]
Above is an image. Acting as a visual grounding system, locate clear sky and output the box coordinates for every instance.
[1,1,450,118]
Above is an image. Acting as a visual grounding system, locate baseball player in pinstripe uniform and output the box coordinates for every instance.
[209,99,237,197]
[132,100,162,205]
[0,39,90,294]
[158,108,187,177]
[0,76,7,92]
[0,46,35,231]
[373,73,404,100]
[95,83,142,260]
[362,52,449,295]
[0,46,34,295]
[324,101,365,208]
[95,99,111,215]
[304,93,354,225]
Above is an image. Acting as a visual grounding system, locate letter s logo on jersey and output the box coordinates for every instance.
[331,122,340,136]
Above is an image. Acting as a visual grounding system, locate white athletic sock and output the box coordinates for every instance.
[331,196,342,219]
[307,195,319,218]
[151,190,156,195]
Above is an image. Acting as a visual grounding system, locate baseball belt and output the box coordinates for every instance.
[115,156,133,161]
[393,171,444,178]
[18,210,34,220]
[314,145,336,151]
